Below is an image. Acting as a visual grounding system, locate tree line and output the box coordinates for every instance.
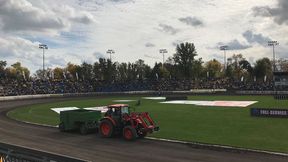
[1,42,287,83]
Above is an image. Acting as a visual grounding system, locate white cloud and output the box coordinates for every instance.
[157,24,179,35]
[0,36,42,70]
[52,5,95,24]
[0,0,67,33]
[179,16,203,27]
[1,0,288,73]
[0,0,95,35]
[253,0,288,25]
[242,30,272,45]
[0,36,38,58]
[0,35,88,72]
[93,52,106,59]
[217,40,252,50]
[145,43,155,48]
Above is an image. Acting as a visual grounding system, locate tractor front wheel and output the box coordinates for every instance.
[123,126,137,141]
[99,120,114,138]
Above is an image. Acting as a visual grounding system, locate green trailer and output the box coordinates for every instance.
[59,109,102,135]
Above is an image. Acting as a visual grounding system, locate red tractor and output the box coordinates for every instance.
[99,104,159,140]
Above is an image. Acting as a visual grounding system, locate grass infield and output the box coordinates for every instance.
[7,95,288,153]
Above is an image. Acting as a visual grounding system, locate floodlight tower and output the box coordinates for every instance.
[39,44,48,78]
[159,49,168,66]
[106,49,115,61]
[220,45,229,70]
[268,41,279,72]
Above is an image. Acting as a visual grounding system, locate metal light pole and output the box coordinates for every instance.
[268,41,279,72]
[106,49,115,62]
[159,49,168,66]
[220,45,228,70]
[39,44,48,79]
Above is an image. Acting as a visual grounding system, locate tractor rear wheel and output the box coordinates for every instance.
[123,126,137,141]
[80,124,88,135]
[99,120,114,138]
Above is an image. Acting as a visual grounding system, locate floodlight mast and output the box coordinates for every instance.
[220,46,228,70]
[268,41,279,72]
[39,44,48,79]
[159,49,168,66]
[106,49,115,61]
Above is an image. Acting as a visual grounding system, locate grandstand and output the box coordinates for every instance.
[0,77,282,96]
[0,86,3,96]
[0,49,287,96]
[274,72,288,90]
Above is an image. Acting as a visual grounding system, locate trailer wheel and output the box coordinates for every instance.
[123,126,137,141]
[59,122,65,132]
[99,120,114,138]
[80,124,88,135]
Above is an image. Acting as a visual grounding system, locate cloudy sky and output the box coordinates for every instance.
[0,0,287,72]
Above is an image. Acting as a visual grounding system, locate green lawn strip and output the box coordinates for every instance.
[7,95,288,153]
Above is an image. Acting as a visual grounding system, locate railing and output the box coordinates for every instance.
[236,91,288,95]
[0,90,226,101]
[0,142,88,162]
[1,90,288,102]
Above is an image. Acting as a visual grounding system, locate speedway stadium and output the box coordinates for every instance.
[2,0,288,161]
[1,61,288,161]
[1,36,288,162]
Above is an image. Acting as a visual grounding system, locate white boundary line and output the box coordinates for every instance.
[147,137,288,157]
[8,115,58,128]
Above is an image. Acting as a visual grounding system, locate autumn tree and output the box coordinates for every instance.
[205,59,222,78]
[277,59,288,72]
[10,62,30,80]
[53,67,64,80]
[66,62,79,80]
[225,54,252,80]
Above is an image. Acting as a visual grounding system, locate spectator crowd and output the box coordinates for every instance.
[0,77,281,96]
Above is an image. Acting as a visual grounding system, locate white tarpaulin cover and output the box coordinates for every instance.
[160,100,258,107]
[51,106,108,114]
[143,97,166,100]
[51,107,79,114]
[113,100,136,102]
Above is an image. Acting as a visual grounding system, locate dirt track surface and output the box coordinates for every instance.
[0,97,287,162]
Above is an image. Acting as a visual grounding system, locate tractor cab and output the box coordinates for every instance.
[105,104,129,117]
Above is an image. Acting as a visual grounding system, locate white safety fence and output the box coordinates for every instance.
[1,90,288,102]
[0,94,63,101]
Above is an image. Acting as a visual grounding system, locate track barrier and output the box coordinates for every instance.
[251,108,288,118]
[165,95,188,101]
[0,142,88,162]
[1,90,288,102]
[274,95,288,100]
